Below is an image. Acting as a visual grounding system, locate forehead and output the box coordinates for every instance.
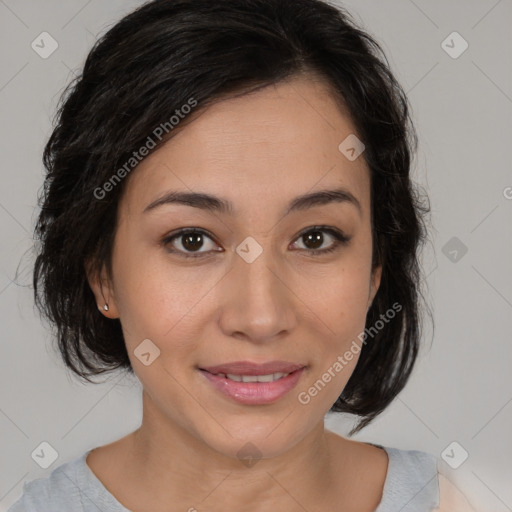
[121,75,371,219]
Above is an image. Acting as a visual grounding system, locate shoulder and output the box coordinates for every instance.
[6,451,89,512]
[382,445,439,485]
[434,474,476,512]
[378,446,476,512]
[372,445,440,511]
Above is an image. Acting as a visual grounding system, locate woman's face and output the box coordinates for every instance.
[93,74,381,460]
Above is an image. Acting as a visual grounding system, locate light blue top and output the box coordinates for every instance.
[7,444,440,511]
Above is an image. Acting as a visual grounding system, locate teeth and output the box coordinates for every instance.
[250,374,273,383]
[240,375,258,383]
[221,372,290,383]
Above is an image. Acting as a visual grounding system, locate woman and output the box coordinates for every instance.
[9,0,476,510]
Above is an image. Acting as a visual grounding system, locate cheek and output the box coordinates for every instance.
[302,262,372,334]
[300,356,359,405]
[109,237,205,353]
[295,262,372,398]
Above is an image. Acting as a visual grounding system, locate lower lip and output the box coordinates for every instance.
[199,368,306,405]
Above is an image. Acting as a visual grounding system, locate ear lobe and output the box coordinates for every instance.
[85,259,119,318]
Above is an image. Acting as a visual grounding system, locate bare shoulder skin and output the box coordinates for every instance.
[435,474,478,512]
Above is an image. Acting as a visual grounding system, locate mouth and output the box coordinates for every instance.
[198,361,307,405]
[205,371,293,383]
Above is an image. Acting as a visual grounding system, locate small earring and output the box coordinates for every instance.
[103,304,109,311]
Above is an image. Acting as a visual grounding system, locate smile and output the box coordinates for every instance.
[198,362,306,405]
[212,372,291,382]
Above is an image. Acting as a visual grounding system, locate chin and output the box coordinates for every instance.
[192,415,311,463]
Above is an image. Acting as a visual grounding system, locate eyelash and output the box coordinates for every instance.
[162,225,351,259]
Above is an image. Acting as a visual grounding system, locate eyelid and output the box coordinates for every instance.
[293,225,349,243]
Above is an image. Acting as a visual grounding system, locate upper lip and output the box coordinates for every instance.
[200,361,306,376]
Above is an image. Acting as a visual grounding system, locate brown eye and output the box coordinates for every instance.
[301,230,325,250]
[181,232,205,251]
[163,229,220,258]
[290,226,351,256]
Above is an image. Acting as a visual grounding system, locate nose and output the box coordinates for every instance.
[217,244,298,344]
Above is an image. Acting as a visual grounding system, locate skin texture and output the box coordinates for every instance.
[436,475,478,511]
[87,74,389,512]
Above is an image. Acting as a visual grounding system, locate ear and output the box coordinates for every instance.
[367,264,382,312]
[85,258,120,319]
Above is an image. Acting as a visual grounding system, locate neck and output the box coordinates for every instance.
[120,393,350,511]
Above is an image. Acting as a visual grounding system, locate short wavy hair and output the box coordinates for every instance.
[33,0,431,435]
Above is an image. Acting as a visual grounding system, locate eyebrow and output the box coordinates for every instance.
[143,187,362,217]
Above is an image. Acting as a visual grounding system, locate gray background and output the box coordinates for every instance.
[1,1,511,510]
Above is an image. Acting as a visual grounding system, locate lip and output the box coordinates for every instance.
[199,361,307,405]
[200,361,305,376]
